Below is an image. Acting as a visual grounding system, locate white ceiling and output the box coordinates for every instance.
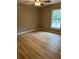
[17,0,61,6]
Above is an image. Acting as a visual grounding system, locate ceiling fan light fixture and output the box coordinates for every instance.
[36,0,40,2]
[35,0,42,6]
[35,1,41,6]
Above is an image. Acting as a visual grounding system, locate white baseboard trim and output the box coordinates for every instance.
[17,29,38,35]
[39,28,48,31]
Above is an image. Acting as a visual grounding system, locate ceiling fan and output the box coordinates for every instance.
[24,0,51,6]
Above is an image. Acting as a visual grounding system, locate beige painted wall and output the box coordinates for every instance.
[17,4,39,33]
[39,3,61,35]
[17,3,61,34]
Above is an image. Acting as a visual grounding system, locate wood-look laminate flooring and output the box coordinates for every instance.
[17,31,61,59]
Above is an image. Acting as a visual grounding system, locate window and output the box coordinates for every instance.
[51,9,61,29]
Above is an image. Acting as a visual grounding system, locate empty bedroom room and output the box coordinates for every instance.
[17,0,61,59]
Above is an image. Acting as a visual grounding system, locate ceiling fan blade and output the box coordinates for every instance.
[43,1,50,2]
[24,0,35,2]
[24,0,50,2]
[24,1,35,2]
